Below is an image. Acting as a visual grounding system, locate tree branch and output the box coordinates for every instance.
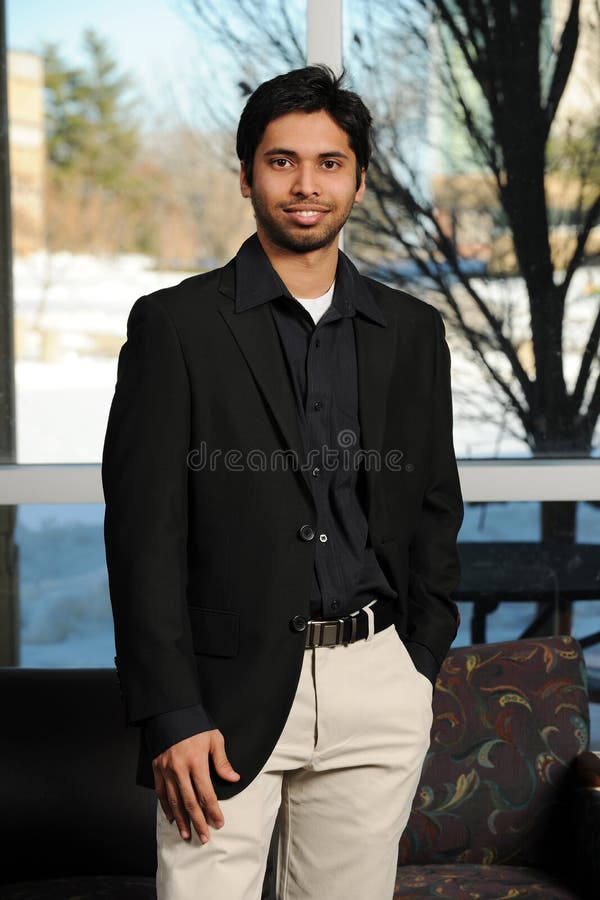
[559,193,600,301]
[570,302,600,415]
[436,22,503,187]
[366,139,534,410]
[582,366,600,440]
[365,157,531,425]
[543,0,580,138]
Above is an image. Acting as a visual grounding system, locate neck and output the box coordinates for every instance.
[256,228,339,299]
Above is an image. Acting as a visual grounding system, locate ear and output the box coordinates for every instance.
[354,167,366,204]
[240,161,251,198]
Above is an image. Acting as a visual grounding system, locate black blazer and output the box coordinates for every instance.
[101,244,464,798]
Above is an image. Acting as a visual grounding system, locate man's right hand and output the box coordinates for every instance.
[152,729,240,843]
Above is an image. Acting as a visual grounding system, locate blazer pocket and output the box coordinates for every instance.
[188,607,240,658]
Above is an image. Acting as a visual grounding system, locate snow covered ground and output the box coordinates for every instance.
[13,251,194,463]
[9,252,600,746]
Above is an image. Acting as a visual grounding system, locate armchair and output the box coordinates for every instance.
[395,635,597,899]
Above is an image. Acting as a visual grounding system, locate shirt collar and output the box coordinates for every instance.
[234,232,386,326]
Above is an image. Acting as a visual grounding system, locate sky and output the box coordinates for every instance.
[6,0,240,130]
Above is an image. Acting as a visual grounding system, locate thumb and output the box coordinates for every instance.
[212,746,241,780]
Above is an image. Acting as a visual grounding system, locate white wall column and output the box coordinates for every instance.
[307,0,343,72]
[307,0,345,250]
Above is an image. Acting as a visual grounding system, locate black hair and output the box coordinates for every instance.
[236,64,372,191]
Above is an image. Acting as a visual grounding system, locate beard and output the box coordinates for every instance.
[248,189,355,253]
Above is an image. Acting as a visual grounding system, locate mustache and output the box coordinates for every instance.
[279,203,334,211]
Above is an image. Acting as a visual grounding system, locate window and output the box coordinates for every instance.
[2,0,599,747]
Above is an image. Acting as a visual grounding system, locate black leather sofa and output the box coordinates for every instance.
[0,668,159,899]
[0,666,277,899]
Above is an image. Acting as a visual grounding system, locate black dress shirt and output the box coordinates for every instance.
[239,233,398,618]
[142,232,397,760]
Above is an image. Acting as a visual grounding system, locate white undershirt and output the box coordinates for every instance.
[293,280,336,325]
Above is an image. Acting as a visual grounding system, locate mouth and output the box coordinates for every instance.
[284,207,330,226]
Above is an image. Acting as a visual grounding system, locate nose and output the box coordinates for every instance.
[291,161,320,198]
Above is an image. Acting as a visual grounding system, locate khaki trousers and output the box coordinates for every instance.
[156,622,434,900]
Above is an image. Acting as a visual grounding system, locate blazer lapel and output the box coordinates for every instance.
[218,262,314,504]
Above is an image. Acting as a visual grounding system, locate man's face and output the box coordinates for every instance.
[240,109,366,253]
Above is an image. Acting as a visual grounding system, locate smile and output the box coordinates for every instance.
[284,210,329,225]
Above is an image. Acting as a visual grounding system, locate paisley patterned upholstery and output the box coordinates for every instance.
[395,636,589,898]
[394,863,579,898]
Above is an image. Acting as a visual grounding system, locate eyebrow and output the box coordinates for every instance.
[262,147,350,160]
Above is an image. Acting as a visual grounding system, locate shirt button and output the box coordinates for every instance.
[319,533,328,542]
[298,524,315,541]
[331,599,340,611]
[315,339,321,348]
[313,401,322,411]
[312,467,321,477]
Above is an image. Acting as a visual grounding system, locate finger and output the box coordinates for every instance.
[166,772,207,843]
[190,760,224,836]
[210,733,240,781]
[152,766,174,823]
[213,749,241,781]
[175,768,212,844]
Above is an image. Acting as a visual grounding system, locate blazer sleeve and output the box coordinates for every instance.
[142,703,217,761]
[102,293,211,728]
[403,305,464,683]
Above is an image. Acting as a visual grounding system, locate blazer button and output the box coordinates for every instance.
[290,615,308,633]
[298,524,315,541]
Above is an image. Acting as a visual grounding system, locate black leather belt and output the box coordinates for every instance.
[304,598,395,648]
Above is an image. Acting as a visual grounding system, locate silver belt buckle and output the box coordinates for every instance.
[311,619,343,647]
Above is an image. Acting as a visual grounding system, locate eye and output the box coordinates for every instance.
[272,158,291,168]
[322,160,340,169]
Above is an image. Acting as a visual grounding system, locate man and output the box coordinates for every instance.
[102,64,464,900]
